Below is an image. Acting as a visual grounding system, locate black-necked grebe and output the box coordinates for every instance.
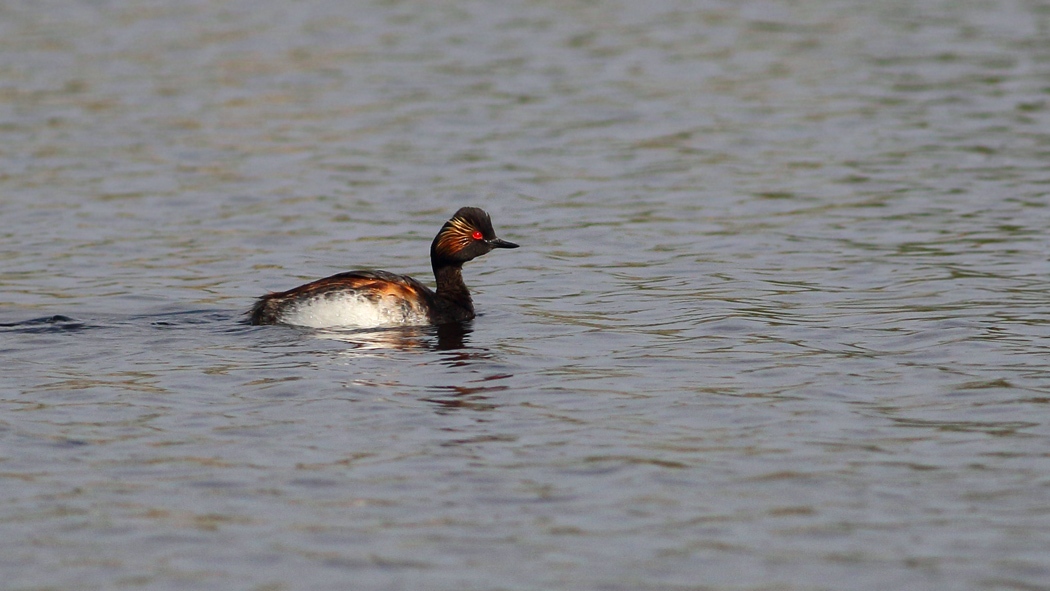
[249,207,518,328]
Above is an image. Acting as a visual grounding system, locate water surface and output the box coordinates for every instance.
[2,1,1050,589]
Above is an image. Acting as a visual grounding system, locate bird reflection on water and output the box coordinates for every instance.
[312,320,511,412]
[313,320,474,352]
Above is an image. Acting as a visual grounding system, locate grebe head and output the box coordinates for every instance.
[431,207,518,265]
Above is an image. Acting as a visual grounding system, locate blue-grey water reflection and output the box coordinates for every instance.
[2,1,1050,589]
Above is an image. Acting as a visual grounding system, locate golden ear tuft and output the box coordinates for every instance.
[436,216,476,254]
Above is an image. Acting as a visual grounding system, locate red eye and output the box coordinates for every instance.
[471,230,483,240]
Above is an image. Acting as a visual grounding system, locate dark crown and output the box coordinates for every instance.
[432,207,493,258]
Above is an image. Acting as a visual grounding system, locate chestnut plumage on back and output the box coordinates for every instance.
[249,207,518,328]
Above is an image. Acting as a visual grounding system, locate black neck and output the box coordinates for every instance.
[432,261,474,318]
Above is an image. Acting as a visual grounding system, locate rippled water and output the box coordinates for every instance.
[3,1,1050,589]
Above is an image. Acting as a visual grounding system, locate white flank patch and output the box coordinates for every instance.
[275,291,430,329]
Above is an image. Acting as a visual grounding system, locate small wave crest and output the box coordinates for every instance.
[0,315,90,333]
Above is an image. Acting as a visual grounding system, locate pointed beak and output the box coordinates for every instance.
[488,237,519,249]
